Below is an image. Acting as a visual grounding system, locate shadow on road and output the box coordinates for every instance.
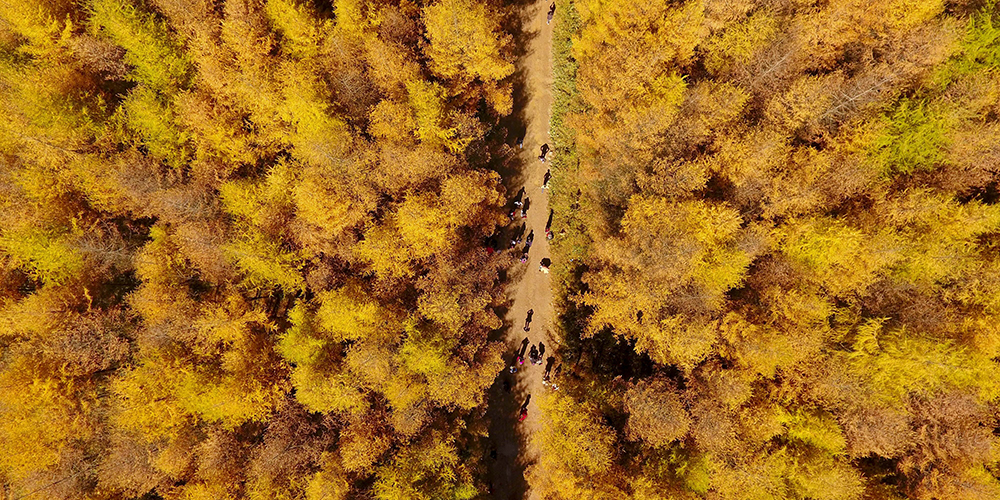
[481,1,550,498]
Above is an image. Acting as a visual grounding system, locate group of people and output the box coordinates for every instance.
[509,338,561,381]
[508,22,557,421]
[510,335,545,370]
[505,170,555,271]
[508,337,561,388]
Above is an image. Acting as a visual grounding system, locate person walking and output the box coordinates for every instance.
[529,344,539,365]
[547,2,555,24]
[525,230,534,248]
[542,169,551,190]
[539,143,549,162]
[523,309,534,331]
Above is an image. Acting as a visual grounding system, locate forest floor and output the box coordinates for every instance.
[485,0,555,498]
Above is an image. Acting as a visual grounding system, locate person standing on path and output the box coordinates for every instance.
[547,2,555,24]
[524,309,534,331]
[539,144,549,162]
[539,257,551,273]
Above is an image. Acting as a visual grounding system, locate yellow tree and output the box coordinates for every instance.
[582,197,750,367]
[0,0,77,57]
[422,0,514,113]
[372,431,480,500]
[89,0,192,90]
[624,378,691,447]
[528,391,623,498]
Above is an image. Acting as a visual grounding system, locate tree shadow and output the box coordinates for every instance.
[485,342,534,500]
[484,0,548,199]
[481,0,554,498]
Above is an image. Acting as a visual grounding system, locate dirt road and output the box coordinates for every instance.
[486,0,555,498]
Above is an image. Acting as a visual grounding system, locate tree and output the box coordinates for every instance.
[528,391,622,499]
[372,431,480,500]
[89,0,192,90]
[422,0,514,113]
[624,378,691,447]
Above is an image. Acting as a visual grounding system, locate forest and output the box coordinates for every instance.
[0,0,516,497]
[1,0,1000,499]
[540,0,1000,499]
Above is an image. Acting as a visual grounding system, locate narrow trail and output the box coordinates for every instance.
[486,0,554,498]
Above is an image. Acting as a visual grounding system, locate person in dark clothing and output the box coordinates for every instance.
[524,309,534,331]
[547,2,555,24]
[543,356,555,379]
[525,230,534,248]
[539,143,549,162]
[529,345,539,364]
[542,169,551,189]
[538,342,545,362]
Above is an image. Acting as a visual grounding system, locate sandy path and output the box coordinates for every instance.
[486,0,554,498]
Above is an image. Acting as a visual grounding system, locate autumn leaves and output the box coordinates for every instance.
[538,0,1000,498]
[0,0,519,498]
